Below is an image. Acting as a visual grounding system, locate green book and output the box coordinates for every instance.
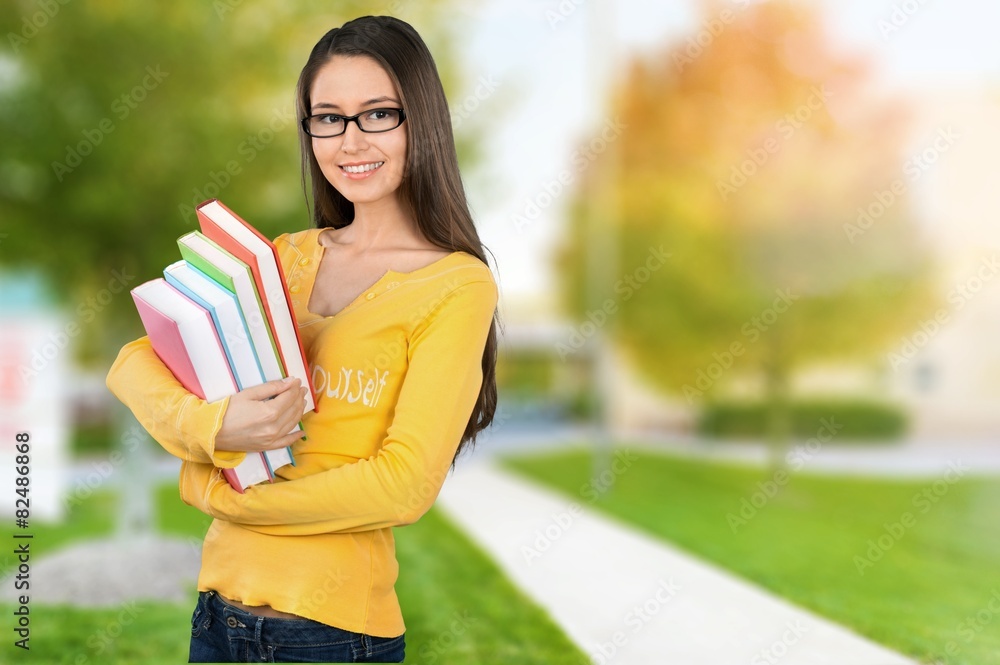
[177,231,285,381]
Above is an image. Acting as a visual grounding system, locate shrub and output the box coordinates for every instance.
[698,399,907,441]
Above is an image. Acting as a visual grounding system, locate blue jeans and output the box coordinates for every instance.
[188,590,405,663]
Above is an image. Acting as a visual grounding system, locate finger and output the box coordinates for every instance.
[241,377,300,402]
[279,404,305,441]
[261,428,307,451]
[268,381,305,416]
[277,383,311,418]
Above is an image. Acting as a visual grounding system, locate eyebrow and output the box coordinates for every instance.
[311,96,400,112]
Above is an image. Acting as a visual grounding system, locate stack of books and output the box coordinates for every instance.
[130,199,316,492]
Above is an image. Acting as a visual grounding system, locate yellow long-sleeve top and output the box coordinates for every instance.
[105,227,498,638]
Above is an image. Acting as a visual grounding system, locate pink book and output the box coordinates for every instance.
[131,279,237,402]
[131,278,272,493]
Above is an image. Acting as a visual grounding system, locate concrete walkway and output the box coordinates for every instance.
[437,460,917,665]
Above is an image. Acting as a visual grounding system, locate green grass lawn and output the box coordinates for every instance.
[1,482,588,665]
[502,446,1000,665]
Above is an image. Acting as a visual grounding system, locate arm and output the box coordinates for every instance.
[178,278,498,535]
[107,235,308,467]
[106,337,246,467]
[107,337,308,465]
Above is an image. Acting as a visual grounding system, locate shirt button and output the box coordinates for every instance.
[299,258,312,266]
[366,293,375,300]
[226,616,238,628]
[289,285,300,294]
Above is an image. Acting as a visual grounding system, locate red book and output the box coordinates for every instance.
[196,199,317,414]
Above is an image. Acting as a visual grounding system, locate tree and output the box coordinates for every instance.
[0,2,470,365]
[556,0,934,450]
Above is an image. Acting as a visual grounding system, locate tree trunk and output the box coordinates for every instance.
[763,333,791,473]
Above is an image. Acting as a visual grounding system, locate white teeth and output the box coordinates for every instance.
[342,161,384,174]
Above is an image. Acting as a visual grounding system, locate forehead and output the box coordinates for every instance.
[309,55,398,109]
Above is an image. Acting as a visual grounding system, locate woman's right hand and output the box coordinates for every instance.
[215,378,308,453]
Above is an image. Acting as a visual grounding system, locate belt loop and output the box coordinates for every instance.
[255,616,267,661]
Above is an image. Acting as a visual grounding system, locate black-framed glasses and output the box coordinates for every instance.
[300,108,406,138]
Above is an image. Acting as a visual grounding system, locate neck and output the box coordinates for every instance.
[344,194,420,250]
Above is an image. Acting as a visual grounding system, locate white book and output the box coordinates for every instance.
[262,447,294,476]
[163,260,265,391]
[223,457,272,492]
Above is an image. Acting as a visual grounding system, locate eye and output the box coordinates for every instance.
[367,109,391,121]
[316,114,343,124]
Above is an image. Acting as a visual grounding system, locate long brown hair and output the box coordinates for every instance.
[295,16,499,462]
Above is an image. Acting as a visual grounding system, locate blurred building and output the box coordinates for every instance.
[885,87,1000,439]
[0,272,70,521]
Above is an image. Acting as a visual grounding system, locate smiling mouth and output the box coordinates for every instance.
[340,161,384,174]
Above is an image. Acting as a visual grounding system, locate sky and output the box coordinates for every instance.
[448,0,1000,310]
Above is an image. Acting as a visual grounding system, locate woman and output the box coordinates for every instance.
[106,15,499,663]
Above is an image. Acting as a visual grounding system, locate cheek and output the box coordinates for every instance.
[312,139,338,165]
[387,136,408,175]
[312,141,343,185]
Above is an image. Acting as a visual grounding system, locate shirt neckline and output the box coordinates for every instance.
[303,228,464,320]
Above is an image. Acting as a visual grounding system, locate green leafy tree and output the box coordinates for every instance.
[557,0,934,449]
[0,2,470,365]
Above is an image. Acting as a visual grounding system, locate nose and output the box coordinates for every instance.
[339,120,368,153]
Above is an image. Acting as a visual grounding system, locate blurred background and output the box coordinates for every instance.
[1,0,999,663]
